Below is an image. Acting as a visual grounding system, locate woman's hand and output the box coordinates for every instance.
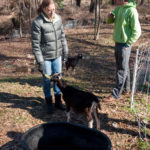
[108,12,115,19]
[38,62,44,74]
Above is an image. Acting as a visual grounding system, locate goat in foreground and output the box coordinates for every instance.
[65,53,83,73]
[50,73,101,129]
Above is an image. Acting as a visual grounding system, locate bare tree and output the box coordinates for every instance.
[18,1,24,37]
[94,0,102,40]
[89,0,95,13]
[24,0,32,26]
[140,0,145,5]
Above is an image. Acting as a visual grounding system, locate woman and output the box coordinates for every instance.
[31,0,68,113]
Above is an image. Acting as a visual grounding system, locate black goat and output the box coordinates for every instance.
[11,18,20,29]
[65,54,82,73]
[50,73,101,129]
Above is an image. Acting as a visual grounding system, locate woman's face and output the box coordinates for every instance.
[43,3,55,19]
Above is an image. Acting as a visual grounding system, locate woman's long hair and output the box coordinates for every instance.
[37,0,55,15]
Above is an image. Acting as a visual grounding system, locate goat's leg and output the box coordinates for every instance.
[66,105,71,122]
[93,105,100,130]
[88,119,93,128]
[85,109,93,128]
[66,111,71,122]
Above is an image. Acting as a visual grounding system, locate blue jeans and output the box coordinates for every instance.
[112,43,131,99]
[43,56,62,98]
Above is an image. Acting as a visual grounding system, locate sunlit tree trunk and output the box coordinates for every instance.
[94,0,97,40]
[94,0,101,40]
[18,1,23,37]
[140,0,145,5]
[95,0,101,40]
[29,0,32,26]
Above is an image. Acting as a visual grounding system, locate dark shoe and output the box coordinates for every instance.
[55,94,66,111]
[45,97,54,114]
[103,95,118,102]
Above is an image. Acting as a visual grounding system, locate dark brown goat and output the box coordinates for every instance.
[50,73,101,129]
[65,54,82,73]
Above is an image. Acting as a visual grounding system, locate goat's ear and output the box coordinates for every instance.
[56,72,64,76]
[44,74,51,79]
[53,72,61,76]
[58,73,62,79]
[52,73,62,79]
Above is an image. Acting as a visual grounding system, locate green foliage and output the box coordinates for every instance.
[123,106,135,115]
[138,139,150,150]
[55,0,64,9]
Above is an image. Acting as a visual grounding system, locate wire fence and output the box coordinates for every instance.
[131,42,150,142]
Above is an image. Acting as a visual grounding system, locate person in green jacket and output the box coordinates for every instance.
[31,0,68,113]
[104,0,141,102]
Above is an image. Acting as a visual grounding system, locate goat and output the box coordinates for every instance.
[50,73,101,129]
[65,53,82,74]
[11,18,20,29]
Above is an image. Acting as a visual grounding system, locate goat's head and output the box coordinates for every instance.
[44,73,67,88]
[44,73,62,81]
[51,73,62,82]
[51,73,67,88]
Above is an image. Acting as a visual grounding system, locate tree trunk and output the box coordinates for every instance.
[94,0,97,40]
[140,0,145,5]
[35,0,38,9]
[71,0,73,14]
[29,0,32,27]
[19,1,23,37]
[94,0,101,40]
[112,0,115,5]
[95,0,101,40]
[90,0,95,13]
[19,16,22,38]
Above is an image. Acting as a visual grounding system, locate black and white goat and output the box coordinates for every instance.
[65,54,83,73]
[50,73,101,129]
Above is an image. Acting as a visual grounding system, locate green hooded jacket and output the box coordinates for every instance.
[106,0,141,46]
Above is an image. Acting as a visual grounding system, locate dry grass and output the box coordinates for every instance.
[0,24,150,149]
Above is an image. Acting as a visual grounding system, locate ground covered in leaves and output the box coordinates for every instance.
[0,1,150,150]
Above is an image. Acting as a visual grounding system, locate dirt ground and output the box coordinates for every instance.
[0,1,150,150]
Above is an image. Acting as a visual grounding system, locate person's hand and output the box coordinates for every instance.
[38,62,44,74]
[108,12,115,19]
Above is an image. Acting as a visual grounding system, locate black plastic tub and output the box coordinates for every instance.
[21,122,111,150]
